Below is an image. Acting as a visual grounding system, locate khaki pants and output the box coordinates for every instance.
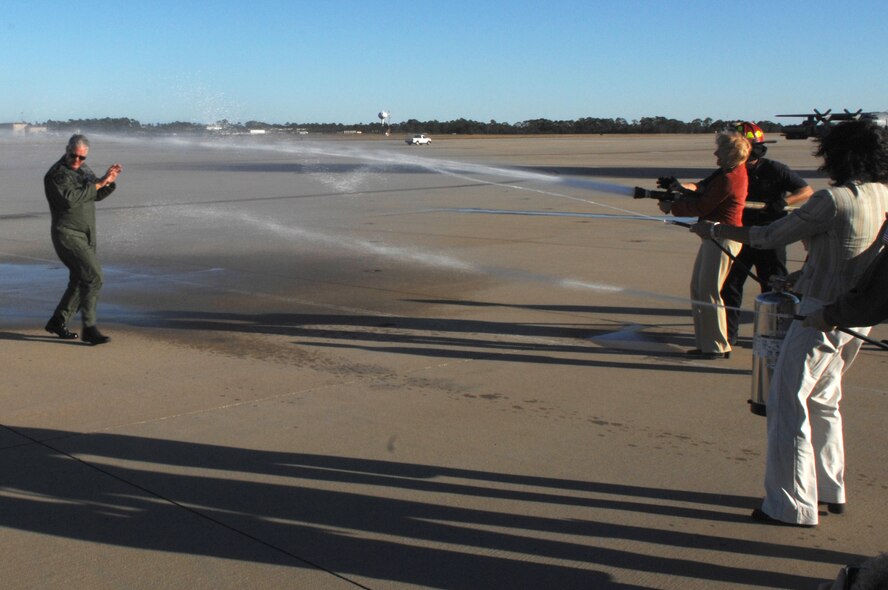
[689,237,740,353]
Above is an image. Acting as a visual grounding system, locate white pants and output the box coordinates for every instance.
[761,297,867,525]
[690,237,740,353]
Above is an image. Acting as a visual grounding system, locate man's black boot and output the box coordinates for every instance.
[45,317,78,340]
[81,326,110,345]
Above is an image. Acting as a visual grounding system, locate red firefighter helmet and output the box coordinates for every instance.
[735,121,765,144]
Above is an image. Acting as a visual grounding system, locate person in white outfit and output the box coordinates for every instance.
[691,119,888,527]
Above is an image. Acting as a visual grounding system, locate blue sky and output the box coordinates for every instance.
[3,0,887,125]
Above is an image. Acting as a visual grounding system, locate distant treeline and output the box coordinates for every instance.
[38,116,786,136]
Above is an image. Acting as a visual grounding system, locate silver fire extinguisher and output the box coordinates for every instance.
[750,289,800,416]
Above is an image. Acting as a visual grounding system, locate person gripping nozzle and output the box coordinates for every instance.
[43,134,123,345]
[656,131,750,359]
[720,122,812,345]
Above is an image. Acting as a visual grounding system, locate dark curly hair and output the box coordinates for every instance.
[815,120,888,185]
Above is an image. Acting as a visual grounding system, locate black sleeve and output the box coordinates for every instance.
[774,161,808,192]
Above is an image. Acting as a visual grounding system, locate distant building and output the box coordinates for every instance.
[248,129,267,135]
[0,122,29,135]
[0,122,46,135]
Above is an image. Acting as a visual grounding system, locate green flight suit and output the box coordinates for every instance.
[44,157,116,327]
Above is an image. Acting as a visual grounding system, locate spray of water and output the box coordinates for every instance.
[177,207,479,273]
[174,203,737,315]
[94,134,732,314]
[119,133,667,224]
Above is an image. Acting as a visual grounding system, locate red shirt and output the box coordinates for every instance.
[671,165,747,226]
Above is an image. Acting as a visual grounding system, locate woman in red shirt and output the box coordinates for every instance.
[660,132,749,359]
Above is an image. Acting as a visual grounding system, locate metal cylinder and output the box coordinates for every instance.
[750,290,800,416]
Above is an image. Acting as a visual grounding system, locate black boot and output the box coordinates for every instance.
[81,326,110,345]
[45,317,78,340]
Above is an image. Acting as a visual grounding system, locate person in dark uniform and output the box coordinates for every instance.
[721,122,813,345]
[43,135,122,345]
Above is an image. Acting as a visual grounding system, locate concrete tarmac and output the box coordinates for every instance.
[1,133,885,589]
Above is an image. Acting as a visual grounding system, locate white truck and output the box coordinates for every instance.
[405,134,432,145]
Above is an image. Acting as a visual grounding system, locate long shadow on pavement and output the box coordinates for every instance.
[1,426,862,589]
[115,310,748,376]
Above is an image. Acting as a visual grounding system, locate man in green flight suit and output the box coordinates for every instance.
[43,134,122,345]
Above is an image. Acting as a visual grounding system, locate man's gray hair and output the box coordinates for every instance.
[66,134,90,153]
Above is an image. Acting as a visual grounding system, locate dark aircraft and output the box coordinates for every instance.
[777,108,888,139]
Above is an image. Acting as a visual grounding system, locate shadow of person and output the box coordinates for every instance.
[1,426,861,589]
